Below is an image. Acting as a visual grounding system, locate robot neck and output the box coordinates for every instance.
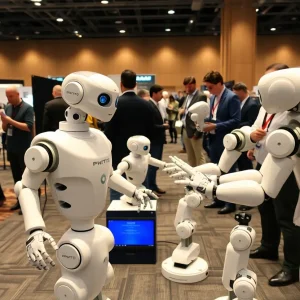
[59,107,89,132]
[131,153,141,158]
[71,219,95,232]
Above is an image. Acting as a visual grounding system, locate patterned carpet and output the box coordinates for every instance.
[0,142,299,300]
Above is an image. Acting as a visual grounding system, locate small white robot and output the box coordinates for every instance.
[166,68,300,299]
[15,72,157,300]
[188,101,210,132]
[161,186,209,283]
[114,135,173,206]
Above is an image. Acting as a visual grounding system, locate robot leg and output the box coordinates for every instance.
[54,277,88,300]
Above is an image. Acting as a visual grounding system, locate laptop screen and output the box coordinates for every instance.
[107,219,155,247]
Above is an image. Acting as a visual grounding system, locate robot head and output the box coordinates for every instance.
[127,136,150,156]
[258,68,300,114]
[61,71,119,122]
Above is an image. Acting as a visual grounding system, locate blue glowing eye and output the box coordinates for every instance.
[115,97,119,108]
[98,93,110,106]
[143,146,148,150]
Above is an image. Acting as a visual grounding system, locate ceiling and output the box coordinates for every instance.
[0,0,300,40]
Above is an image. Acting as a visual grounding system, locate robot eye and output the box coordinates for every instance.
[98,93,111,107]
[115,96,119,108]
[143,146,148,150]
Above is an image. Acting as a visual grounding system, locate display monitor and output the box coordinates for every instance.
[107,219,155,247]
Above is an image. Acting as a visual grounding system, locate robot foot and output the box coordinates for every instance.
[161,257,209,283]
[94,294,111,300]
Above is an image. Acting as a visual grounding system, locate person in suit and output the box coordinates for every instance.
[166,95,179,143]
[233,82,260,171]
[145,84,169,194]
[105,70,155,201]
[179,76,207,167]
[42,85,69,132]
[203,71,241,214]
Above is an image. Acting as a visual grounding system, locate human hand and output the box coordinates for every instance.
[250,129,266,142]
[202,122,216,133]
[247,149,255,161]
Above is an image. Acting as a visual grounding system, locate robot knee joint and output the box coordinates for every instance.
[55,278,88,300]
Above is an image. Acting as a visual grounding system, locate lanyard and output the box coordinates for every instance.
[262,113,275,130]
[212,96,221,115]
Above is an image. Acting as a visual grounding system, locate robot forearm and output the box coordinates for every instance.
[149,156,166,169]
[109,171,136,197]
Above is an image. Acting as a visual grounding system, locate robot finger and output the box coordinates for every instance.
[42,251,55,268]
[174,179,191,186]
[44,233,58,251]
[144,189,158,200]
[34,250,47,269]
[171,157,196,177]
[170,171,188,179]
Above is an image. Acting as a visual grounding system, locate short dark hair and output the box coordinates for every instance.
[203,71,224,85]
[183,77,196,85]
[233,82,248,93]
[121,69,136,89]
[150,84,163,97]
[265,63,289,71]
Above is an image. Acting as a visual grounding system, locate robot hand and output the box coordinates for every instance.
[26,230,58,270]
[170,156,213,194]
[133,189,158,212]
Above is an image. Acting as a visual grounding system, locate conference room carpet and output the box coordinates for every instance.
[0,142,299,300]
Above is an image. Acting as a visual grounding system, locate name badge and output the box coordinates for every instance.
[7,125,13,137]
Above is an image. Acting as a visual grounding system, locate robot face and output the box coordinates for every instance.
[127,136,151,156]
[258,68,300,114]
[61,71,120,122]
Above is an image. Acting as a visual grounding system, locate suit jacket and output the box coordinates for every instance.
[240,96,260,127]
[183,90,207,138]
[148,99,166,145]
[208,88,241,137]
[43,97,69,132]
[104,92,155,168]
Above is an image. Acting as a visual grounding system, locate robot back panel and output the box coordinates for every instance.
[33,129,112,221]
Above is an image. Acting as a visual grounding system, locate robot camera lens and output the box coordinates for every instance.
[115,97,119,108]
[98,93,111,106]
[143,146,148,150]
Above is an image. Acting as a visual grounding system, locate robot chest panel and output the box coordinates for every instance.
[127,156,149,179]
[51,134,112,183]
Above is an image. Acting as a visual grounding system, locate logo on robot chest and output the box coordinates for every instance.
[62,254,76,260]
[93,158,110,166]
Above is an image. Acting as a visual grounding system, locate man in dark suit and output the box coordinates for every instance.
[179,77,207,167]
[203,71,241,214]
[105,70,155,201]
[233,82,260,171]
[42,85,69,132]
[145,84,169,194]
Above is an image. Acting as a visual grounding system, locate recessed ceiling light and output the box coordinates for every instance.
[34,2,41,6]
[119,30,126,33]
[165,28,171,32]
[168,10,175,15]
[256,8,259,12]
[35,31,40,34]
[31,0,42,2]
[101,0,109,4]
[15,36,19,40]
[189,20,194,24]
[115,20,122,24]
[56,18,64,22]
[270,27,276,31]
[292,17,297,21]
[78,34,82,38]
[74,30,78,34]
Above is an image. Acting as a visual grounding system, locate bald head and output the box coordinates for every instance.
[6,86,21,106]
[52,85,62,98]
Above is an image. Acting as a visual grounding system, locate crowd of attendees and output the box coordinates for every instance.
[0,64,299,287]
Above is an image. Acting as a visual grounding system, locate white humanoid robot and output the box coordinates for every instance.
[14,71,157,300]
[161,186,209,283]
[166,68,300,299]
[188,101,210,132]
[114,135,173,206]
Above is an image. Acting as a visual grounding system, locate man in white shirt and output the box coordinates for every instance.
[248,63,300,287]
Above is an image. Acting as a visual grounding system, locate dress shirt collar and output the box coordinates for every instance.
[121,89,136,96]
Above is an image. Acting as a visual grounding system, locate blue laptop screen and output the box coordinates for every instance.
[107,220,155,246]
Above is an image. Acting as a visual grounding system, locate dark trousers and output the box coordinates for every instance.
[168,120,177,142]
[8,151,26,184]
[208,134,236,209]
[145,143,163,191]
[257,163,300,271]
[237,152,253,171]
[110,161,126,202]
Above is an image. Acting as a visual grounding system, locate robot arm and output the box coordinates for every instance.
[114,161,129,176]
[108,169,158,210]
[148,156,174,169]
[188,101,210,132]
[16,141,59,270]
